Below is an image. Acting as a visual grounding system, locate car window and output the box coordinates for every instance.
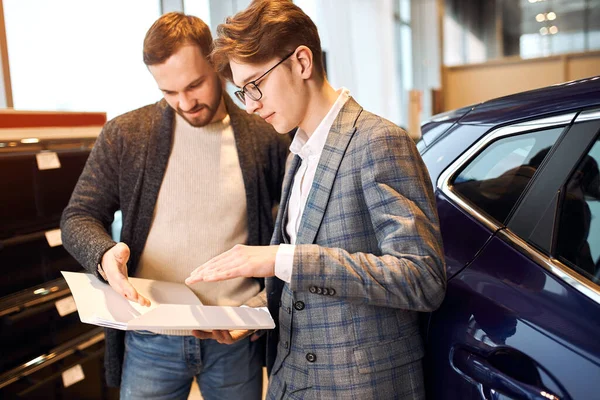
[555,136,600,284]
[452,127,563,224]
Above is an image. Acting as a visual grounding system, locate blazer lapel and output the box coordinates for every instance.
[296,98,363,245]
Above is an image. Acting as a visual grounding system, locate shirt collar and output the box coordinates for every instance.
[290,88,350,159]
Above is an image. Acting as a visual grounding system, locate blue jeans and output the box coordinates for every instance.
[120,331,262,400]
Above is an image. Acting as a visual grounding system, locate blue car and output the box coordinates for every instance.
[419,76,600,400]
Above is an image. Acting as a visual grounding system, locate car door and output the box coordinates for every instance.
[421,122,493,278]
[425,109,600,400]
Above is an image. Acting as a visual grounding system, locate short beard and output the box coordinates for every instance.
[177,82,223,127]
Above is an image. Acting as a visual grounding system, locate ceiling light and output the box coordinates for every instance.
[547,12,556,20]
[549,25,558,34]
[536,13,546,22]
[540,27,548,35]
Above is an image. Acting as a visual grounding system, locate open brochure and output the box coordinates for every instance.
[61,271,275,331]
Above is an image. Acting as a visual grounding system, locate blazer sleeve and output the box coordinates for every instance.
[290,128,446,312]
[60,120,121,277]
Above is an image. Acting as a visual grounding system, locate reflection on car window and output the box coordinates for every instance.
[452,127,563,224]
[556,137,600,284]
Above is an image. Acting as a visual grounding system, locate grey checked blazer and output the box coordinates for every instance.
[265,98,446,399]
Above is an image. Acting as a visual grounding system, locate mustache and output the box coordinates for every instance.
[178,104,209,114]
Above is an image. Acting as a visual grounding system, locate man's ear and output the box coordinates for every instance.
[295,45,314,80]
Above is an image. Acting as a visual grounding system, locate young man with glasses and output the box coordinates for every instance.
[232,50,295,105]
[187,0,446,398]
[61,12,290,400]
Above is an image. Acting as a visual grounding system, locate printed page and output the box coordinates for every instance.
[61,271,274,331]
[61,271,200,329]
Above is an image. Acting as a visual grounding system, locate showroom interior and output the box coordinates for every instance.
[1,0,599,399]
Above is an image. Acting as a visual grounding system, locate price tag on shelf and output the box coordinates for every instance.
[55,295,77,317]
[62,364,85,388]
[36,151,61,170]
[45,228,62,247]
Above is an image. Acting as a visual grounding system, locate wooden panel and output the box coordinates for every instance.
[443,57,564,111]
[567,54,600,81]
[442,51,600,112]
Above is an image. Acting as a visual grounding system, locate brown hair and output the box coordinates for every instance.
[212,0,325,82]
[143,12,213,66]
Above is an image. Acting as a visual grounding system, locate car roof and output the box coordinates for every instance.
[449,75,600,126]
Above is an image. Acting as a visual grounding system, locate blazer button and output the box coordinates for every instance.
[316,287,323,294]
[283,341,289,349]
[322,288,329,295]
[329,288,336,296]
[294,301,305,311]
[309,286,317,294]
[306,353,317,363]
[286,306,291,314]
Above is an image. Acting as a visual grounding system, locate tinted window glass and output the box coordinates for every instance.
[452,127,563,224]
[421,124,489,186]
[556,137,600,284]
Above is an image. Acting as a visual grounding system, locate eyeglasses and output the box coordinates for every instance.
[234,50,296,105]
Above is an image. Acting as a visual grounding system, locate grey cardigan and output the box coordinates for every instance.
[61,94,289,387]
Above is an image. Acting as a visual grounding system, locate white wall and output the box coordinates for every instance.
[411,0,442,120]
[296,0,402,125]
[3,0,162,119]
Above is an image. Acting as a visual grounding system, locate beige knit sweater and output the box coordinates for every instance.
[136,113,260,335]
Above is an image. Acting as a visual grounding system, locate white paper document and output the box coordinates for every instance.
[61,271,275,331]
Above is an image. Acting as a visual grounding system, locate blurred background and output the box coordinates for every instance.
[1,0,599,137]
[1,1,600,399]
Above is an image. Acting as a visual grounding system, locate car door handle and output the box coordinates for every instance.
[452,348,561,400]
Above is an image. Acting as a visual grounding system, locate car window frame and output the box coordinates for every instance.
[437,109,600,305]
[509,108,600,303]
[508,110,600,240]
[437,112,576,233]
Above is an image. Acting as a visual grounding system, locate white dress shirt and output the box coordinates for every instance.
[274,88,350,282]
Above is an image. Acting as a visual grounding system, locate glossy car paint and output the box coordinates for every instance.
[420,76,600,400]
[435,192,493,279]
[458,76,600,126]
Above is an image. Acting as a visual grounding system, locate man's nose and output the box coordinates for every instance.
[244,97,261,115]
[179,92,195,112]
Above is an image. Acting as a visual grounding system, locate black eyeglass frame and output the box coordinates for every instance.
[234,50,296,104]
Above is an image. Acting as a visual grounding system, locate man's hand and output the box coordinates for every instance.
[101,242,150,306]
[192,329,263,344]
[185,244,278,285]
